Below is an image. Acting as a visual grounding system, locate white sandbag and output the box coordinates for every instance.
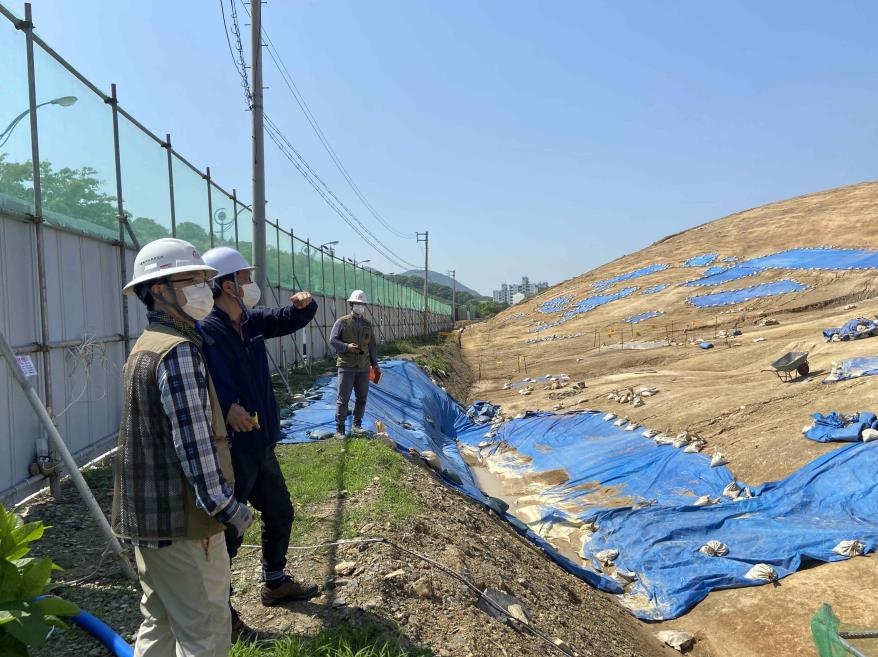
[673,433,690,448]
[684,440,705,453]
[833,539,865,557]
[420,450,442,471]
[745,563,777,581]
[613,568,638,584]
[655,630,694,652]
[862,428,878,443]
[624,422,640,432]
[710,451,728,467]
[698,540,729,557]
[603,412,616,422]
[693,495,720,507]
[595,549,619,566]
[614,416,627,427]
[722,481,741,499]
[642,428,658,438]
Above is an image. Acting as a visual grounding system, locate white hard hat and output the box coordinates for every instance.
[347,289,368,304]
[201,246,254,279]
[123,238,217,295]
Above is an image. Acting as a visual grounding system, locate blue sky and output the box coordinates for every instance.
[8,1,878,295]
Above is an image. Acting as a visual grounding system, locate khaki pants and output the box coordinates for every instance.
[133,532,231,657]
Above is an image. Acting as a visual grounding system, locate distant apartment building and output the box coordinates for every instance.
[493,276,549,304]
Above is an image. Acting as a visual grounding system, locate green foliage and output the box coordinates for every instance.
[0,506,79,655]
[463,299,508,318]
[386,274,482,306]
[0,155,117,230]
[384,274,507,318]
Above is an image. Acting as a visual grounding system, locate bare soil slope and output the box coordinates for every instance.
[461,180,878,657]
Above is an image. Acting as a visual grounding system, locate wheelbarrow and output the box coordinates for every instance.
[766,351,810,382]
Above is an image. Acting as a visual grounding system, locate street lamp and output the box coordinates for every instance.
[447,269,457,323]
[212,207,233,243]
[319,240,338,251]
[0,96,78,149]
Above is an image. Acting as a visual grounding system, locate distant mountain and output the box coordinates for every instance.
[398,270,485,298]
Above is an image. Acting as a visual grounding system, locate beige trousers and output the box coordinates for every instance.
[133,532,231,657]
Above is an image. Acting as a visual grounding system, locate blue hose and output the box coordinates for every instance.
[70,610,134,657]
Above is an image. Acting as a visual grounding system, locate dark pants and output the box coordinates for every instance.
[224,444,293,577]
[335,369,370,426]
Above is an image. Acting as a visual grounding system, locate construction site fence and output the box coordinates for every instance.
[0,2,452,505]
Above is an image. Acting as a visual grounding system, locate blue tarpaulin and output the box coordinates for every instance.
[687,280,808,308]
[537,296,572,314]
[641,284,668,295]
[822,318,878,342]
[683,253,718,267]
[592,264,670,291]
[685,247,878,287]
[466,400,501,424]
[804,411,877,442]
[562,286,638,319]
[281,360,878,620]
[625,310,664,324]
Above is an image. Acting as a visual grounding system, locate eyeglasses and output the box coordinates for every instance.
[166,276,208,289]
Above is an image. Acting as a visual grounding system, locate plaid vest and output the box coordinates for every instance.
[111,325,232,542]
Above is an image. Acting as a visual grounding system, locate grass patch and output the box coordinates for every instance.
[242,438,423,547]
[413,351,449,377]
[378,334,441,357]
[230,624,433,657]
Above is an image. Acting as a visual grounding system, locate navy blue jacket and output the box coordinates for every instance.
[199,300,318,450]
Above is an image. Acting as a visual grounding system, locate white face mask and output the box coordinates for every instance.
[352,304,366,315]
[240,282,261,308]
[181,283,214,321]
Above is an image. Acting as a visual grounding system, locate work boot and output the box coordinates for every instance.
[261,574,320,606]
[335,423,346,437]
[231,607,269,644]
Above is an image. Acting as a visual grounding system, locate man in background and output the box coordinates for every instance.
[329,289,381,436]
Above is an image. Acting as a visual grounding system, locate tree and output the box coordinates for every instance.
[175,221,209,252]
[0,155,118,230]
[130,217,170,243]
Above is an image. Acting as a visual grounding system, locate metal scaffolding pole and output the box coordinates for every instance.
[109,83,132,356]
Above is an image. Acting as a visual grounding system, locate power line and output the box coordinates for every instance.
[219,0,252,108]
[235,0,412,240]
[264,116,418,270]
[219,0,420,271]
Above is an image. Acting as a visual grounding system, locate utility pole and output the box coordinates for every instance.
[447,269,456,324]
[251,0,267,294]
[417,231,429,336]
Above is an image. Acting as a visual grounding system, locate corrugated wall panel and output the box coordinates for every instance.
[0,218,43,500]
[0,217,448,502]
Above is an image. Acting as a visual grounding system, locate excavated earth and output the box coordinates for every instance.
[461,180,878,657]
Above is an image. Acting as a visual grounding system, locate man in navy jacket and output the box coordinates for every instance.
[199,247,319,612]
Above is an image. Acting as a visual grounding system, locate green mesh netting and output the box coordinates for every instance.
[812,604,849,657]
